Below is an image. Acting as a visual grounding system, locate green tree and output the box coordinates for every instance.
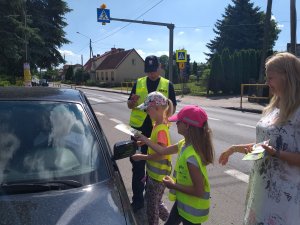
[159,55,169,78]
[208,54,223,94]
[192,61,198,75]
[27,0,71,69]
[206,0,280,57]
[0,0,71,77]
[65,66,73,81]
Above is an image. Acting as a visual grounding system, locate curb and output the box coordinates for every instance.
[73,85,263,114]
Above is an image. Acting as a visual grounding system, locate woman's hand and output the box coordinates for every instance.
[163,175,175,189]
[261,144,277,157]
[131,153,144,161]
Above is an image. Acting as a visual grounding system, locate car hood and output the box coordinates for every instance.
[0,180,129,225]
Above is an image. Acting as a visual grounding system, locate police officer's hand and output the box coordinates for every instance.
[127,94,140,109]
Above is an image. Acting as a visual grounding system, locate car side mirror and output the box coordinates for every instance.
[113,140,137,160]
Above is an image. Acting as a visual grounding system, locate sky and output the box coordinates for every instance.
[60,0,299,66]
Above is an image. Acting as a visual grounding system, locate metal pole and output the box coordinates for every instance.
[168,24,174,82]
[290,0,297,54]
[24,3,28,62]
[110,17,175,83]
[89,38,92,59]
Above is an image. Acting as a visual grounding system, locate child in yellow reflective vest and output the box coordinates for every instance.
[135,105,215,225]
[132,91,174,225]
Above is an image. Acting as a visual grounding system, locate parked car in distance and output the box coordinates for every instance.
[0,87,137,225]
[39,79,49,86]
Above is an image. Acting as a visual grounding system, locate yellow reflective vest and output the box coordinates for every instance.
[129,76,169,128]
[146,124,172,182]
[169,139,210,224]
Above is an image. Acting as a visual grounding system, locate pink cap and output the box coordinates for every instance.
[168,105,208,128]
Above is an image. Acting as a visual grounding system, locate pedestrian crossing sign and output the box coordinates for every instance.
[176,50,187,62]
[97,8,110,23]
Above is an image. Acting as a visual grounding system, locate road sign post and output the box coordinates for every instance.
[96,4,175,82]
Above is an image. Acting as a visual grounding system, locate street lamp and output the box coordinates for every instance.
[76,31,93,59]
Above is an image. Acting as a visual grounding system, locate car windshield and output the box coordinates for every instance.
[0,101,107,186]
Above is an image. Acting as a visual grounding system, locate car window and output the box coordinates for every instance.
[0,101,109,184]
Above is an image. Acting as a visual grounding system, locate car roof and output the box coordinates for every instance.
[0,87,84,103]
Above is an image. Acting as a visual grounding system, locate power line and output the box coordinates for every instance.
[93,0,165,43]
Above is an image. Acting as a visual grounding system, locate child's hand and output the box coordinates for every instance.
[163,175,175,189]
[134,133,147,142]
[136,141,145,147]
[131,153,144,161]
[218,150,232,165]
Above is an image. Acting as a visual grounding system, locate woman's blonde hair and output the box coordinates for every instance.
[264,52,300,124]
[188,122,214,165]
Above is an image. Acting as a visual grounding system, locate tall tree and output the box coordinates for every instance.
[27,0,71,69]
[206,0,280,57]
[0,0,71,77]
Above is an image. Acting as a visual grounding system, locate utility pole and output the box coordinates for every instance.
[290,0,297,54]
[23,0,32,86]
[258,0,273,85]
[77,31,93,59]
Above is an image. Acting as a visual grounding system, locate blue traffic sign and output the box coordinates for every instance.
[97,8,110,23]
[176,50,187,62]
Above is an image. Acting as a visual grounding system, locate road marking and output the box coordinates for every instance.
[95,111,104,116]
[110,118,123,124]
[88,97,104,103]
[208,117,220,121]
[225,169,249,183]
[235,123,256,129]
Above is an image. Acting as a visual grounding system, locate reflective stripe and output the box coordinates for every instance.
[170,189,176,195]
[177,200,210,217]
[147,163,171,175]
[156,159,171,167]
[201,191,210,200]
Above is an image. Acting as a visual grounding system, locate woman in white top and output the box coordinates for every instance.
[219,52,300,225]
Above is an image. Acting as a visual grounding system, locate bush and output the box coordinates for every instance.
[0,81,11,86]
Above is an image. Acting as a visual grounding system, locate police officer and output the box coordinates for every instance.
[127,55,177,212]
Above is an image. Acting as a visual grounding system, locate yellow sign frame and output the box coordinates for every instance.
[176,50,187,62]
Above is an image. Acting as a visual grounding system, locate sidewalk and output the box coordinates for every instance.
[71,84,266,114]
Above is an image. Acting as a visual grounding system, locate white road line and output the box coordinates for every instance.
[235,123,256,129]
[208,117,220,121]
[95,112,104,116]
[109,118,123,124]
[86,93,122,102]
[225,169,249,183]
[87,97,105,103]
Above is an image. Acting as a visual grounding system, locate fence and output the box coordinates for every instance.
[121,82,134,94]
[240,84,271,109]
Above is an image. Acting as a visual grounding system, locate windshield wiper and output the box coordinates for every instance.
[0,180,83,195]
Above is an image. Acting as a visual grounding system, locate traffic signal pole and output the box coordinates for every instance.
[110,17,174,82]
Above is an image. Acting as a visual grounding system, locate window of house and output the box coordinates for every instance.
[101,72,104,81]
[105,72,108,81]
[111,71,114,81]
[96,72,99,80]
[132,59,135,65]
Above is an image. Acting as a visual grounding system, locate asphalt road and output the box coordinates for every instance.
[78,88,260,225]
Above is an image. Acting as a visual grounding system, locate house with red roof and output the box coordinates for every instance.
[84,47,144,83]
[95,48,145,83]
